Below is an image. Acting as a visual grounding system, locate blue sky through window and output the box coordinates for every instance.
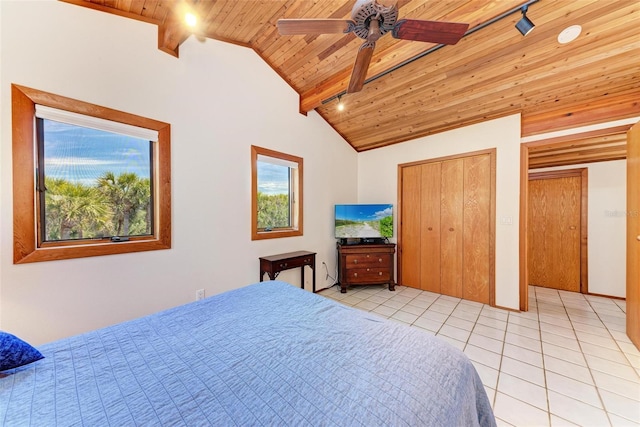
[43,120,151,186]
[257,161,289,195]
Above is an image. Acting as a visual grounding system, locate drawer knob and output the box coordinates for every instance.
[379,272,383,276]
[353,272,358,277]
[428,227,433,231]
[354,259,358,264]
[378,258,382,262]
[449,227,454,232]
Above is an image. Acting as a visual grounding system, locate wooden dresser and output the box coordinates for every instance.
[337,243,396,293]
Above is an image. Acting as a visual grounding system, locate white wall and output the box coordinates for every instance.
[0,0,358,344]
[532,161,627,298]
[358,115,522,310]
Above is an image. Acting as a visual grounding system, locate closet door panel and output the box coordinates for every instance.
[400,165,422,288]
[420,162,442,292]
[440,159,464,298]
[463,154,491,303]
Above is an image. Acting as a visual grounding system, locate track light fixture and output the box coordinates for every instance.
[515,5,535,36]
[337,95,345,111]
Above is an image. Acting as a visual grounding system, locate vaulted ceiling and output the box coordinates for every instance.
[61,0,640,153]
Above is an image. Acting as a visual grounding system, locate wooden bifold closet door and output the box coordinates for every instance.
[399,150,495,305]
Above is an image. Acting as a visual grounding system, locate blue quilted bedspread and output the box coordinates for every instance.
[1,281,495,426]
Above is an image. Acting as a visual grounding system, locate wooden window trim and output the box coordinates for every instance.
[12,84,171,263]
[251,145,303,240]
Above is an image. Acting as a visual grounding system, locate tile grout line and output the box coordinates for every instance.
[582,294,640,382]
[532,286,553,427]
[490,304,508,411]
[577,293,640,425]
[566,290,615,427]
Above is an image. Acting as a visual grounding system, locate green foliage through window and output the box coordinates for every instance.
[43,172,151,241]
[257,192,290,230]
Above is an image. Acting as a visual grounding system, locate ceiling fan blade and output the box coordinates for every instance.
[392,19,469,45]
[348,41,376,93]
[277,19,354,35]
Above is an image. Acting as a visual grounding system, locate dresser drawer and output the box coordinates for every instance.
[273,256,314,270]
[345,253,391,268]
[347,268,391,283]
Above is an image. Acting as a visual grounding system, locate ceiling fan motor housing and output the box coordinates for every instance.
[351,0,399,39]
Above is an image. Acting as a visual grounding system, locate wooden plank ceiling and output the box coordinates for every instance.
[61,0,640,160]
[528,125,630,169]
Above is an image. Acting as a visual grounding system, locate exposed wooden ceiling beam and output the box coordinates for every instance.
[158,15,191,58]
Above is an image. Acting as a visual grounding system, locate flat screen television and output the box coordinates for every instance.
[335,203,393,241]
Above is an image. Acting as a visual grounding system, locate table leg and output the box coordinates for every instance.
[312,261,316,293]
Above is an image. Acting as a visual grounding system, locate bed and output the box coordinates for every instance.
[1,281,495,426]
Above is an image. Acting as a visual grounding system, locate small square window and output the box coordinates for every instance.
[251,145,303,240]
[12,84,171,263]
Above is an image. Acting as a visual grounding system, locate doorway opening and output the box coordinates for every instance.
[519,125,630,311]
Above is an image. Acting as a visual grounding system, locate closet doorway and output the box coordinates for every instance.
[397,149,496,305]
[519,123,632,312]
[527,168,588,293]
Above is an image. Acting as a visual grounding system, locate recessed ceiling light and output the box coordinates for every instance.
[558,25,582,44]
[185,12,197,28]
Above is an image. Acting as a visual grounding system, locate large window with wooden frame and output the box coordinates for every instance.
[12,84,171,264]
[251,145,303,240]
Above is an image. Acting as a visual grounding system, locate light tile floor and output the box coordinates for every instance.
[318,284,640,426]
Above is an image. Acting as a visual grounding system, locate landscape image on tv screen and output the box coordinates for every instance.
[335,204,393,238]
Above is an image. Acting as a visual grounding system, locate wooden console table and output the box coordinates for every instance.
[259,251,316,293]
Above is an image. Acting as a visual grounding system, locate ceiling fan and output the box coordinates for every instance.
[277,0,469,94]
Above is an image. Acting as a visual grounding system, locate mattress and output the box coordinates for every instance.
[0,281,495,426]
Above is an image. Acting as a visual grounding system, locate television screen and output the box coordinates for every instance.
[335,204,393,239]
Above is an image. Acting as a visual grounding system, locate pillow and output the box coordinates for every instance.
[0,331,44,371]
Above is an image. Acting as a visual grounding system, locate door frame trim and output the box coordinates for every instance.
[528,168,589,294]
[521,123,635,311]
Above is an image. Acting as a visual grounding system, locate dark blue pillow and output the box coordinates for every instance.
[0,331,44,371]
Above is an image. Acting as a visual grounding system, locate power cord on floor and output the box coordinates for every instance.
[321,261,336,283]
